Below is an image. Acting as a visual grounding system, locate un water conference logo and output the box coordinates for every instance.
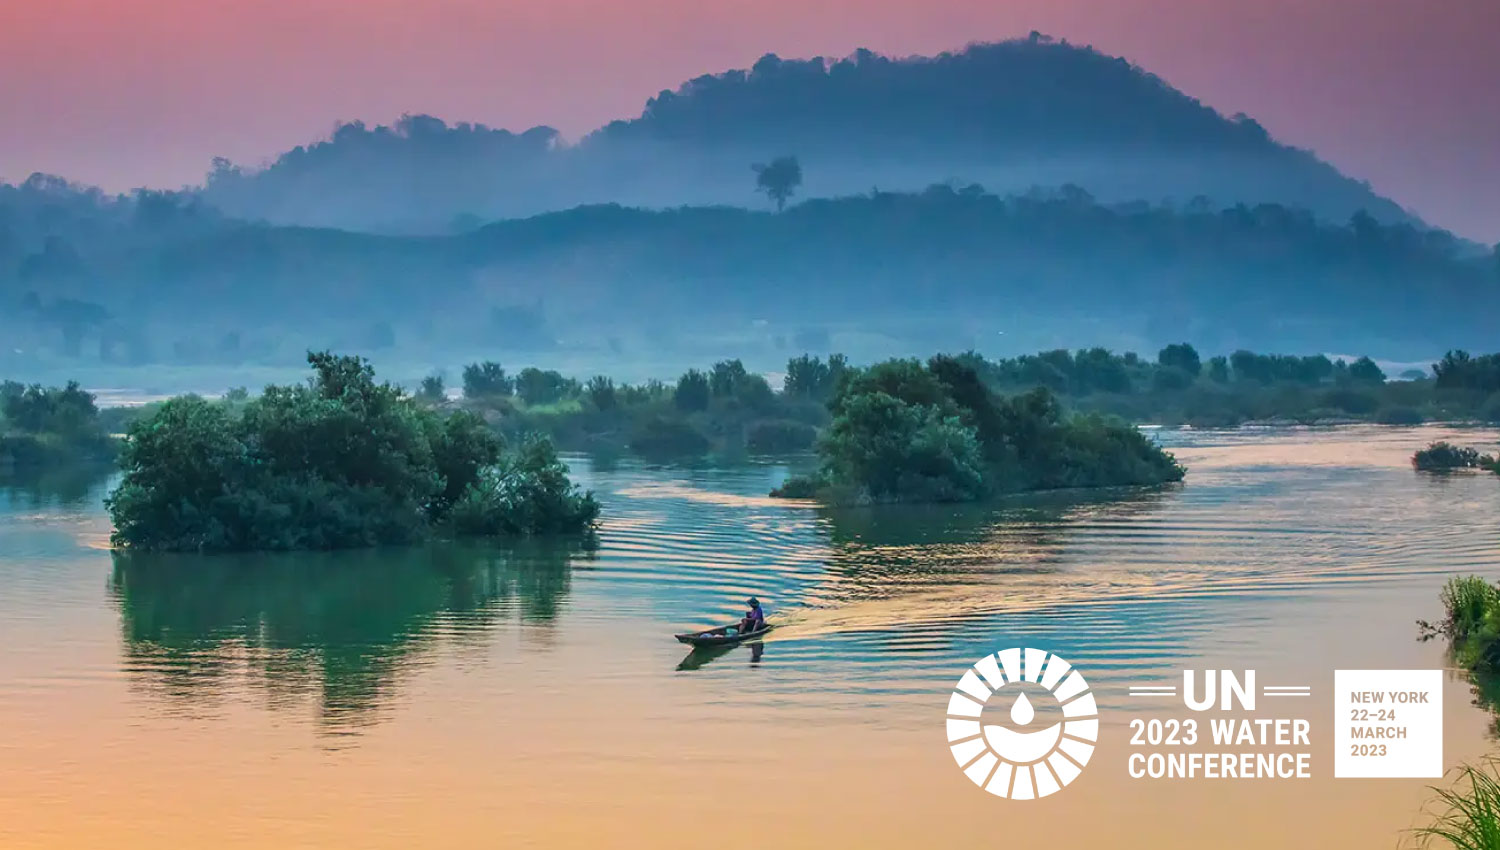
[946,647,1099,799]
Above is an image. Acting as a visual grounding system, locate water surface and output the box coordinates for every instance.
[2,426,1499,848]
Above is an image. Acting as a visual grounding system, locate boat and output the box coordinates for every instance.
[674,623,773,647]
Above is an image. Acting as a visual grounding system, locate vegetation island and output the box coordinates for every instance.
[0,379,116,471]
[105,352,598,552]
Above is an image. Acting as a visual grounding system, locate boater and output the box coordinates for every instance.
[739,598,766,634]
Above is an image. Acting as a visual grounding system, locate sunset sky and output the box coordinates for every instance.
[1,0,1496,240]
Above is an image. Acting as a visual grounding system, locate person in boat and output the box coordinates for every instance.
[739,597,766,634]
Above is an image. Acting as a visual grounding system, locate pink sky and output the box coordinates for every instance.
[1,0,1496,240]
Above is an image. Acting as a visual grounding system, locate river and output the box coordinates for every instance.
[2,425,1498,848]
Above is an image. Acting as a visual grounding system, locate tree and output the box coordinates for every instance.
[514,368,572,405]
[418,375,446,402]
[1157,343,1202,377]
[1348,356,1386,385]
[786,354,850,401]
[585,376,617,411]
[709,359,749,398]
[674,369,710,412]
[752,156,802,212]
[462,361,512,398]
[1206,356,1231,384]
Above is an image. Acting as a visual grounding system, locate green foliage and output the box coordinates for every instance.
[1157,343,1202,376]
[1378,406,1425,425]
[514,368,573,405]
[1207,356,1230,384]
[105,352,596,552]
[1229,350,1335,384]
[584,376,616,411]
[1421,577,1500,682]
[745,419,818,453]
[959,344,1500,426]
[417,374,446,402]
[1414,442,1496,472]
[674,369,710,412]
[784,354,849,401]
[1436,352,1500,393]
[776,357,1183,504]
[629,417,710,459]
[448,435,599,536]
[752,156,802,211]
[709,359,749,398]
[1349,355,1386,384]
[462,361,512,398]
[1411,762,1500,850]
[2,380,101,437]
[0,379,116,466]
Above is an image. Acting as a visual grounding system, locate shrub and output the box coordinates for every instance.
[629,416,710,458]
[449,435,599,536]
[745,419,818,453]
[1414,442,1493,471]
[1378,406,1424,425]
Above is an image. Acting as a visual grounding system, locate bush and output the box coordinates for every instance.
[449,435,599,536]
[1414,442,1494,471]
[745,418,818,453]
[1378,405,1424,425]
[106,352,596,552]
[628,416,710,458]
[1320,387,1380,415]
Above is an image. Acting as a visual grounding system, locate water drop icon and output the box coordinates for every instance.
[1010,691,1035,726]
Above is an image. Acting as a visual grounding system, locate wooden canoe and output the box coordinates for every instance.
[674,623,773,647]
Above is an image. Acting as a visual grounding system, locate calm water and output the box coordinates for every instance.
[3,426,1500,848]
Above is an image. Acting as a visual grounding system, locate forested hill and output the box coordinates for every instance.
[3,180,1495,379]
[198,37,1408,232]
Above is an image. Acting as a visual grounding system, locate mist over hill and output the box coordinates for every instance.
[198,37,1410,233]
[3,173,1494,389]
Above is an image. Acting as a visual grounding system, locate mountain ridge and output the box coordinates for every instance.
[192,36,1412,232]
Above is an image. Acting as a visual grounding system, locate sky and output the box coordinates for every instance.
[1,0,1497,241]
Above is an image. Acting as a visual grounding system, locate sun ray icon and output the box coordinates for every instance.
[946,647,1098,799]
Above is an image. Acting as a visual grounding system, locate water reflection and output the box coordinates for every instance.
[781,487,1179,639]
[109,540,593,729]
[0,462,114,508]
[676,639,767,672]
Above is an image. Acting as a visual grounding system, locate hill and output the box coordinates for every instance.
[198,37,1411,232]
[2,180,1493,386]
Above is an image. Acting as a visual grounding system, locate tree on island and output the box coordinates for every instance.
[752,156,802,212]
[105,352,598,552]
[772,356,1183,503]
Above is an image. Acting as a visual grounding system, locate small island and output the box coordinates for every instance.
[1413,441,1499,472]
[105,352,598,552]
[1,379,116,471]
[769,355,1184,503]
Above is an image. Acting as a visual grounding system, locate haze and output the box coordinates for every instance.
[1,0,1496,240]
